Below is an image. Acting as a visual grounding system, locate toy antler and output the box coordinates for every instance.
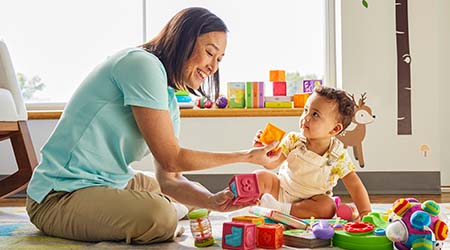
[359,93,367,107]
[350,94,358,107]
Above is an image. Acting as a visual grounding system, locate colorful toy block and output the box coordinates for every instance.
[228,174,260,205]
[269,70,286,82]
[222,222,256,250]
[245,81,265,108]
[264,101,293,108]
[273,81,287,96]
[256,224,284,248]
[227,82,246,108]
[259,123,286,147]
[302,79,322,93]
[232,215,265,226]
[293,93,310,108]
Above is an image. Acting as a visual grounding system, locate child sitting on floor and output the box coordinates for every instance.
[253,86,371,219]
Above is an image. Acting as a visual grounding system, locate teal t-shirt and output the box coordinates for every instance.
[27,48,180,203]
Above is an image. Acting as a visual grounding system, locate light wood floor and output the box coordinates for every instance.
[1,193,450,207]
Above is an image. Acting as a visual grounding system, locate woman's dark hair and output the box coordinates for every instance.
[314,86,355,131]
[141,7,228,100]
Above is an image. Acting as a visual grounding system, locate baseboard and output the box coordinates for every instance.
[3,171,441,198]
[184,171,442,195]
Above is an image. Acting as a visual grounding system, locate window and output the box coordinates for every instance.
[1,0,141,105]
[1,0,329,107]
[147,0,327,96]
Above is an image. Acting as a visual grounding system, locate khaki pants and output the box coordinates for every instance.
[26,171,177,244]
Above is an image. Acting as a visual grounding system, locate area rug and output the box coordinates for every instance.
[1,203,449,250]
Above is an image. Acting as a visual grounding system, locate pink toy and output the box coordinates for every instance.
[386,198,449,250]
[273,81,287,96]
[195,97,213,108]
[228,174,260,205]
[334,196,359,221]
[256,224,284,248]
[222,222,256,250]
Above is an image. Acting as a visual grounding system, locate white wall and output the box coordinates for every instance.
[1,0,449,185]
[437,0,450,186]
[338,0,448,185]
[0,117,299,175]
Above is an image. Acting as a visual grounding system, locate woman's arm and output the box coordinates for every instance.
[341,171,372,219]
[154,160,254,211]
[132,106,280,172]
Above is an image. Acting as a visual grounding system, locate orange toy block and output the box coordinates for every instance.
[259,123,285,148]
[293,93,310,108]
[256,224,284,248]
[269,70,286,82]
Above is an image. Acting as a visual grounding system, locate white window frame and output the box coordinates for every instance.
[26,0,337,111]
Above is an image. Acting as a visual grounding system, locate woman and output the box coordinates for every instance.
[26,7,280,244]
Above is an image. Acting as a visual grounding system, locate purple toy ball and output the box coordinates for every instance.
[215,95,228,109]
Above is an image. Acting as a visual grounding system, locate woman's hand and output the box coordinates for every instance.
[247,141,282,166]
[206,188,258,212]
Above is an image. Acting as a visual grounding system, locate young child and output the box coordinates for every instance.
[254,86,371,219]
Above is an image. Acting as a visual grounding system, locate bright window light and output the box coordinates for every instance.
[1,0,326,105]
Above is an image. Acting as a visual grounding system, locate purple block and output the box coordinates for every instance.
[302,79,322,93]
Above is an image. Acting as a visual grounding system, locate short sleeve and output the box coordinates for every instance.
[331,149,356,178]
[112,50,169,110]
[280,132,301,157]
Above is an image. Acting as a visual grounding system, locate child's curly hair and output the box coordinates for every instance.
[314,86,355,131]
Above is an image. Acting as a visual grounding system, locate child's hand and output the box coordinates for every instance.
[252,129,264,147]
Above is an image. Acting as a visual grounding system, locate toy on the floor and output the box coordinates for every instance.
[232,215,265,226]
[334,196,360,221]
[283,229,332,248]
[222,221,256,250]
[248,206,309,229]
[312,220,335,239]
[332,212,393,250]
[187,208,215,247]
[256,223,284,248]
[228,174,260,205]
[195,96,213,108]
[215,95,228,108]
[385,198,449,250]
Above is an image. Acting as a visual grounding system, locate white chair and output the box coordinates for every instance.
[0,39,37,198]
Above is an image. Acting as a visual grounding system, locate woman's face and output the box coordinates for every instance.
[182,31,227,90]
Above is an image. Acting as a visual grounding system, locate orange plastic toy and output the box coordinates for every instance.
[259,123,286,148]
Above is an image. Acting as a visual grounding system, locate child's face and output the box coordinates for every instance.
[299,93,343,140]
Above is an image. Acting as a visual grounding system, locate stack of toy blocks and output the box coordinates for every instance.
[245,81,264,108]
[266,70,292,108]
[256,224,284,248]
[222,222,256,250]
[293,79,322,108]
[228,173,260,205]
